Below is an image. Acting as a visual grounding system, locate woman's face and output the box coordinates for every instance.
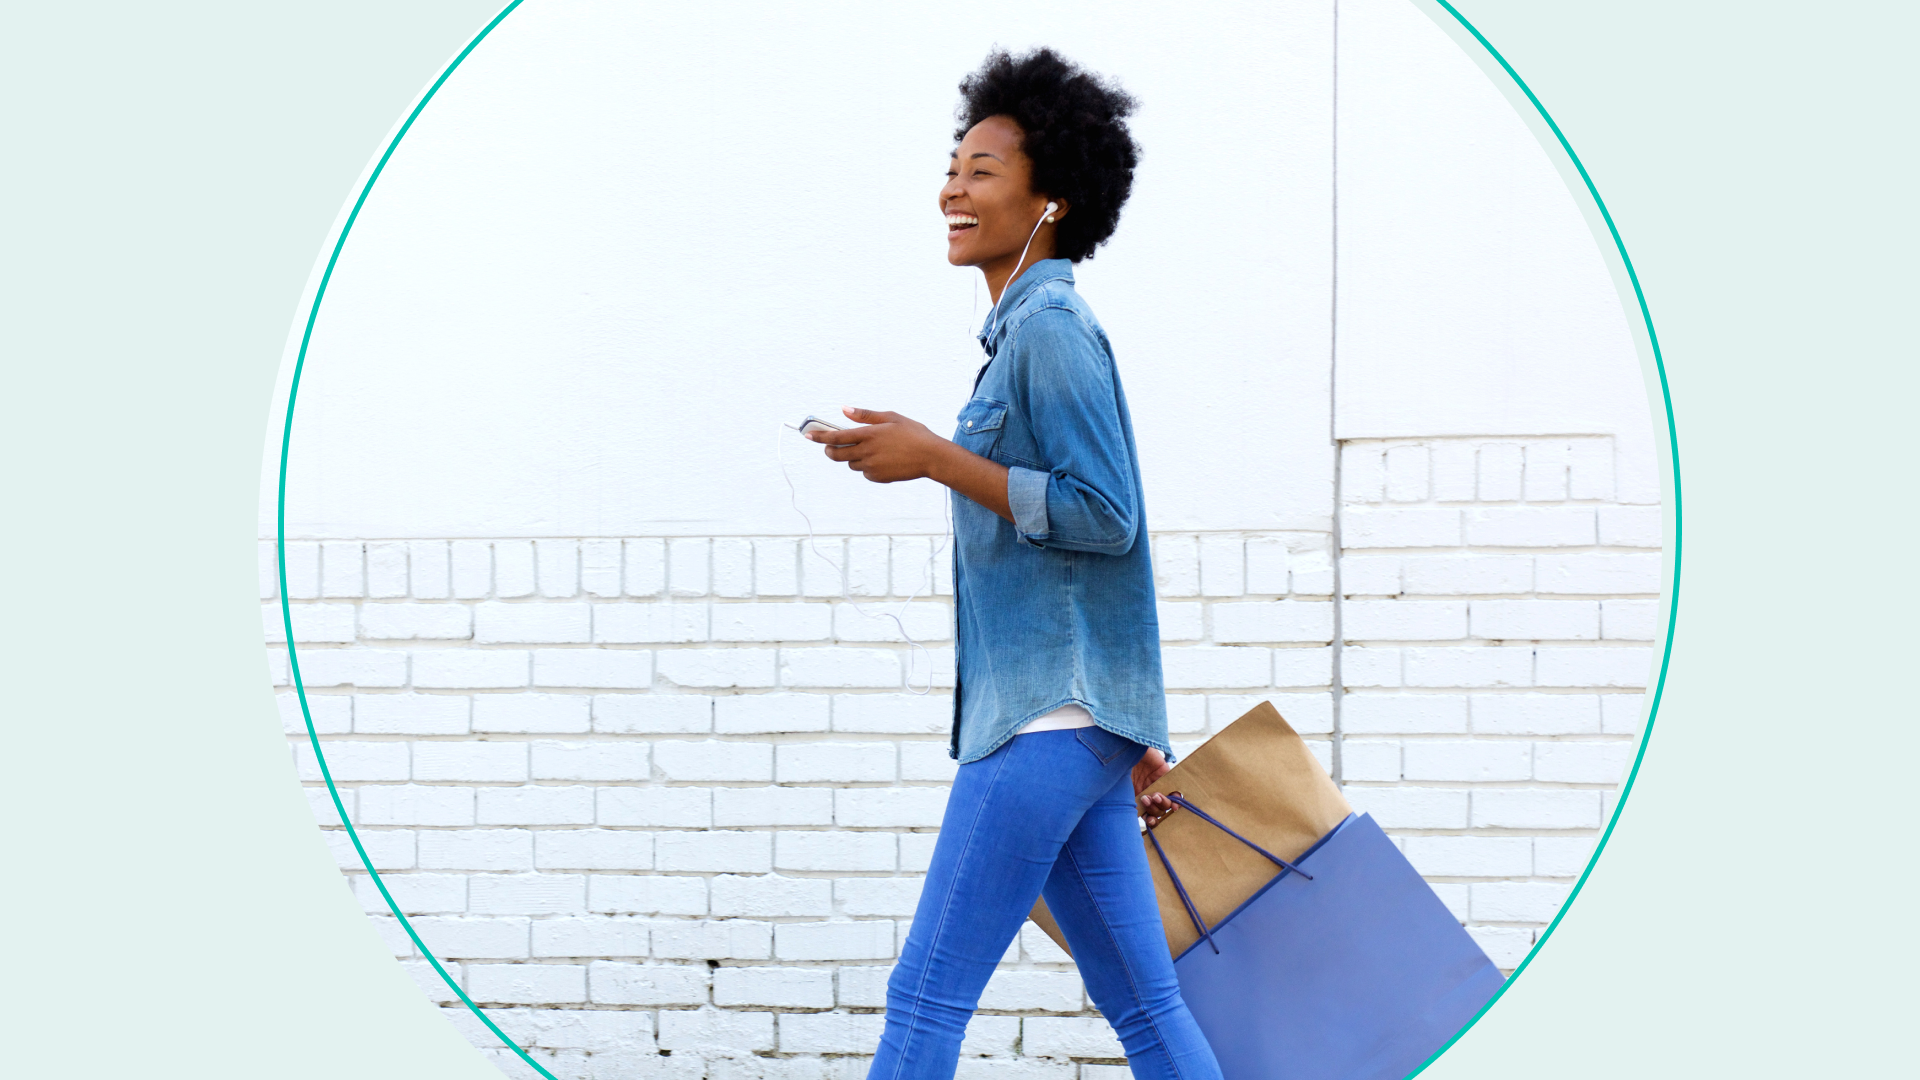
[940,115,1061,269]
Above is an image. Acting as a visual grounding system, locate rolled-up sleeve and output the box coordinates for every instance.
[1006,308,1139,555]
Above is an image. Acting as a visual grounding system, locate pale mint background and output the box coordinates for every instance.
[1,2,1909,1078]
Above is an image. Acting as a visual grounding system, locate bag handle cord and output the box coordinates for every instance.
[1145,792,1314,955]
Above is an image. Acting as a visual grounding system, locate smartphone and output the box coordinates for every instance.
[797,415,843,435]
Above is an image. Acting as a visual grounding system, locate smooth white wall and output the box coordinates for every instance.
[267,0,1335,539]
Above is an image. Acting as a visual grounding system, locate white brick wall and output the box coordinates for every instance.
[268,455,1658,1076]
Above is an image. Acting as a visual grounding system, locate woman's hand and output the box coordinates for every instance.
[1133,748,1175,827]
[808,407,949,483]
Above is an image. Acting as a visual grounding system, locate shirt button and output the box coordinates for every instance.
[966,421,973,428]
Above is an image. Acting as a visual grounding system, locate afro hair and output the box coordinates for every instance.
[954,47,1141,263]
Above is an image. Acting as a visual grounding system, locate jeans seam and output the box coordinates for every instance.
[881,742,1017,1080]
[1059,834,1190,1080]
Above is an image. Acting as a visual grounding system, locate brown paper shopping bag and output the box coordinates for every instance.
[1029,701,1351,959]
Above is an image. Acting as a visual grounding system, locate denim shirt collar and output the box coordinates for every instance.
[976,258,1075,358]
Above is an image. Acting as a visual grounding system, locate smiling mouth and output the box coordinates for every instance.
[946,213,979,237]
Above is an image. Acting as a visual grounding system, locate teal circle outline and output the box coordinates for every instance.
[272,4,1681,1077]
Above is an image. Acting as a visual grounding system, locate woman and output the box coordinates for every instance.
[808,48,1222,1080]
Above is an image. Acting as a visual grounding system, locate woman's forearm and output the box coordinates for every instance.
[929,441,1014,523]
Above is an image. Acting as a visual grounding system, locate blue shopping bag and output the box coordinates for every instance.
[1149,800,1505,1080]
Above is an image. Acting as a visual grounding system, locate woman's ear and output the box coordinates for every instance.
[1044,198,1069,223]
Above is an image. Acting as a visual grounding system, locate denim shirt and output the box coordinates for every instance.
[948,259,1168,763]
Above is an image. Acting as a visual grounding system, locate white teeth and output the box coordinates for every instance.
[946,215,978,227]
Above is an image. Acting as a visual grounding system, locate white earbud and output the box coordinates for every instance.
[1043,201,1058,223]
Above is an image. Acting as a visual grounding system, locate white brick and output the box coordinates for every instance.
[1020,922,1072,964]
[710,875,832,918]
[979,970,1087,1013]
[1534,837,1598,877]
[306,786,346,826]
[1155,602,1202,641]
[1341,694,1467,734]
[296,649,407,688]
[1600,694,1645,734]
[475,603,590,644]
[1402,836,1532,878]
[532,741,650,781]
[776,920,895,961]
[1471,600,1599,641]
[536,830,655,871]
[624,539,666,597]
[1535,647,1652,688]
[1568,439,1614,500]
[264,603,356,643]
[353,693,469,735]
[474,693,590,734]
[1472,881,1572,923]
[669,538,709,597]
[715,693,830,734]
[1341,444,1385,503]
[1342,787,1468,829]
[715,967,835,1009]
[1272,647,1334,688]
[1341,507,1459,548]
[1467,926,1535,971]
[598,787,711,828]
[355,872,466,914]
[279,692,350,734]
[281,541,320,598]
[1082,1068,1138,1080]
[1524,442,1571,501]
[358,603,470,641]
[657,648,775,689]
[413,742,528,782]
[832,601,952,643]
[776,832,895,873]
[1023,1018,1123,1060]
[1244,537,1291,594]
[449,540,490,599]
[1431,441,1477,501]
[418,830,533,871]
[779,1011,887,1054]
[1472,789,1602,829]
[588,961,710,1006]
[712,538,754,598]
[1473,694,1600,735]
[1153,534,1199,596]
[1212,601,1333,643]
[1165,694,1206,734]
[477,785,595,825]
[1339,646,1402,687]
[413,916,528,959]
[580,539,623,598]
[654,920,773,961]
[847,536,891,597]
[470,963,588,1005]
[323,828,413,870]
[836,965,892,1009]
[469,873,588,914]
[1342,600,1466,641]
[498,1005,656,1051]
[259,540,282,599]
[358,784,475,826]
[782,648,902,689]
[1403,741,1532,782]
[535,649,654,689]
[656,831,772,873]
[777,742,895,783]
[1600,599,1661,641]
[1162,647,1269,689]
[1464,507,1594,547]
[590,875,708,916]
[801,538,844,598]
[1535,554,1663,595]
[1339,739,1400,781]
[322,541,365,597]
[533,915,652,958]
[890,536,939,598]
[900,742,959,781]
[594,694,711,734]
[1384,444,1430,502]
[1197,534,1244,596]
[715,787,834,827]
[1338,555,1400,596]
[1598,506,1663,548]
[293,740,407,781]
[713,603,831,642]
[1405,647,1532,688]
[494,541,536,598]
[654,740,773,782]
[1534,741,1635,784]
[754,538,801,596]
[412,649,528,689]
[834,693,950,734]
[535,540,579,598]
[836,788,947,828]
[1401,556,1531,595]
[898,833,939,873]
[833,877,922,918]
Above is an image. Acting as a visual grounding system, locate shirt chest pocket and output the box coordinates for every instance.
[955,397,1009,457]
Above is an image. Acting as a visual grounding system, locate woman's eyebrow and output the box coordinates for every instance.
[967,152,1004,162]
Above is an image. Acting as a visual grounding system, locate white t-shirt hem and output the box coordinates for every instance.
[1015,702,1097,735]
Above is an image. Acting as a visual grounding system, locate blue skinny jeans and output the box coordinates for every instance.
[867,726,1224,1080]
